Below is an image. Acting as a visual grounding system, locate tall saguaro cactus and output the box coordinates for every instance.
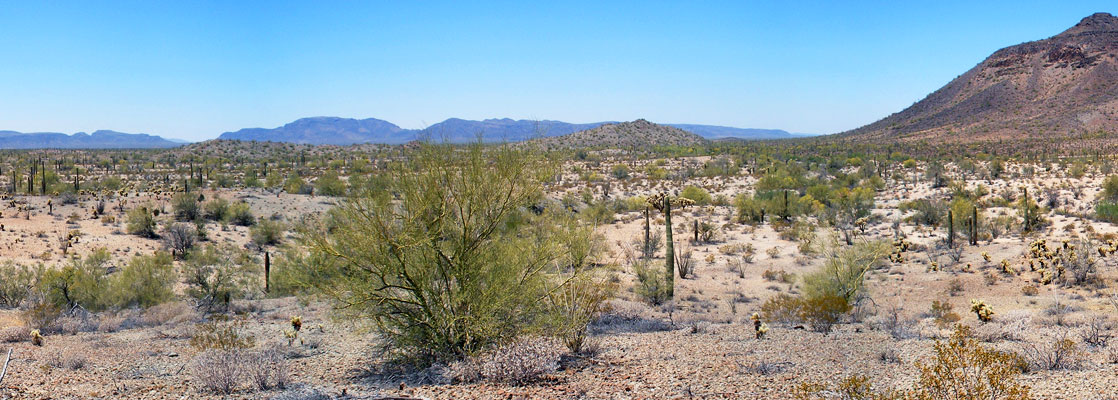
[648,192,695,299]
[948,209,954,248]
[970,206,978,246]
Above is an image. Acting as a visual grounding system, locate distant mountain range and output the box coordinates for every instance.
[0,130,182,149]
[218,117,813,145]
[0,117,811,149]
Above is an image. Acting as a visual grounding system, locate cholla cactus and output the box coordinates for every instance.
[283,328,300,346]
[928,261,939,272]
[1037,268,1054,284]
[981,252,991,263]
[1000,259,1014,275]
[290,315,302,332]
[750,313,768,339]
[970,299,994,322]
[30,329,43,346]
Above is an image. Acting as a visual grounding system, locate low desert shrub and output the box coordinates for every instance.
[172,192,201,222]
[126,206,158,238]
[228,201,256,226]
[799,293,850,334]
[244,347,289,390]
[911,325,1030,400]
[449,337,565,385]
[19,294,61,331]
[141,301,198,327]
[162,222,198,259]
[1079,314,1113,347]
[191,349,244,394]
[634,261,670,305]
[544,274,613,353]
[0,261,40,308]
[1020,329,1085,371]
[109,251,177,309]
[203,197,230,222]
[250,219,286,247]
[183,246,260,313]
[190,317,256,351]
[929,300,961,328]
[0,326,30,343]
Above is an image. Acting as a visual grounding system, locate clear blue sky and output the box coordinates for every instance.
[0,1,1113,141]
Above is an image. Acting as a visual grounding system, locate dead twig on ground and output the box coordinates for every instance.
[0,348,12,385]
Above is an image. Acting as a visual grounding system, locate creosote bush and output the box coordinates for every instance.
[634,260,671,305]
[794,325,1031,400]
[250,219,286,248]
[912,325,1030,399]
[126,206,158,238]
[229,201,256,226]
[762,238,887,333]
[183,245,260,313]
[172,192,201,221]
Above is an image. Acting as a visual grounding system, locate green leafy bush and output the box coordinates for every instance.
[183,246,261,313]
[680,186,712,205]
[109,252,176,309]
[250,219,286,247]
[203,197,230,222]
[300,144,600,363]
[634,260,670,305]
[1096,202,1118,223]
[126,206,158,238]
[314,171,347,196]
[802,239,889,302]
[172,192,201,221]
[0,261,41,308]
[228,201,255,226]
[39,248,112,311]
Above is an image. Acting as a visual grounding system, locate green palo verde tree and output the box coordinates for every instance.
[646,191,694,299]
[299,144,600,363]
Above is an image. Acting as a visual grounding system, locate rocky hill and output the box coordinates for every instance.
[841,12,1118,142]
[524,119,708,150]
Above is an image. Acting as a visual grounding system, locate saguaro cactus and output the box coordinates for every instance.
[970,206,978,246]
[648,192,695,299]
[643,205,651,260]
[948,209,954,248]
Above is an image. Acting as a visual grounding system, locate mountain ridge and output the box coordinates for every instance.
[840,12,1118,143]
[217,116,809,145]
[0,130,182,149]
